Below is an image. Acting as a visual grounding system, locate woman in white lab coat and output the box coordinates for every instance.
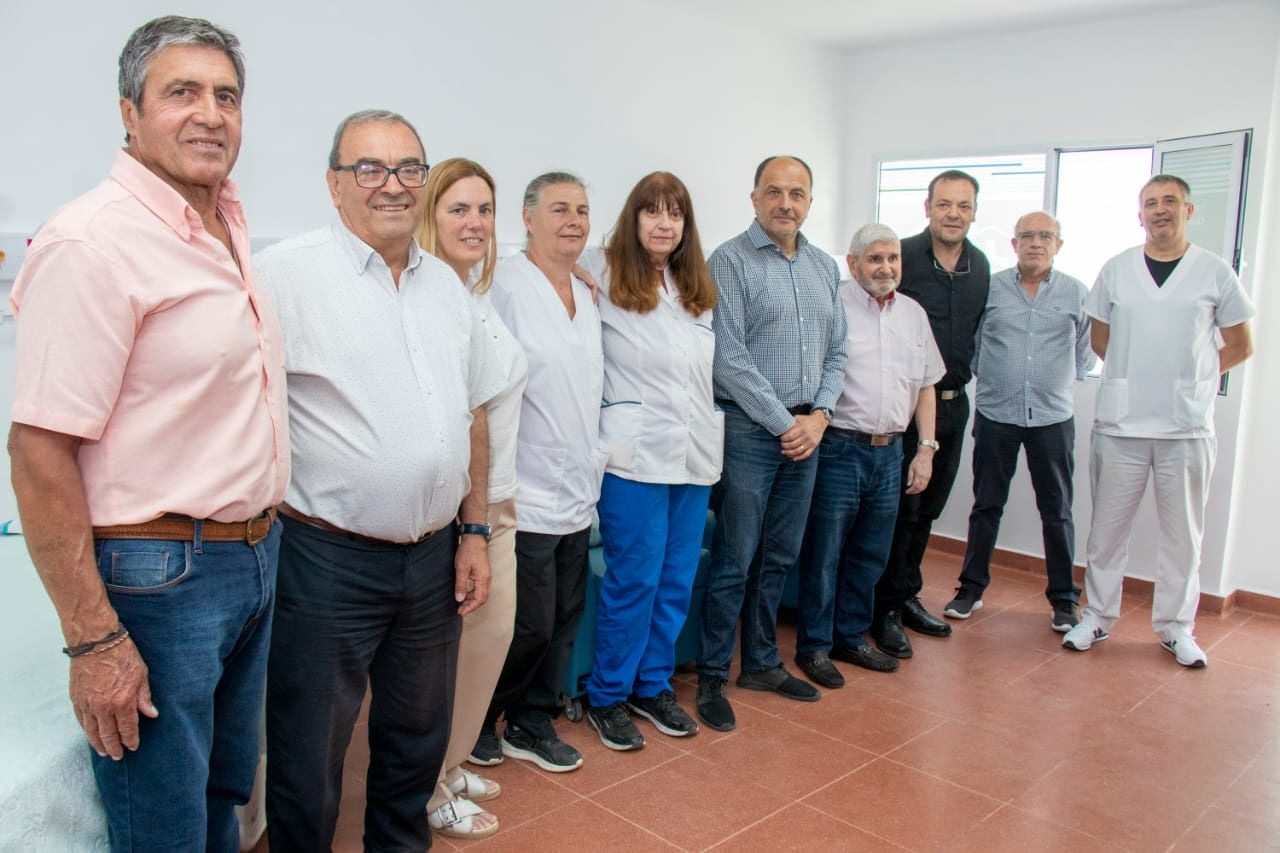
[580,172,722,750]
[484,172,604,773]
[414,158,527,839]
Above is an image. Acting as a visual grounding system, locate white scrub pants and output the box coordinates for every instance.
[1083,432,1216,636]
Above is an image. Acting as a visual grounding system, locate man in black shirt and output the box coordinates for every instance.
[873,170,991,659]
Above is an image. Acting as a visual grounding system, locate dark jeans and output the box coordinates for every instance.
[91,521,280,853]
[487,526,591,734]
[959,411,1081,604]
[265,517,460,853]
[796,432,903,656]
[876,391,970,616]
[699,404,818,680]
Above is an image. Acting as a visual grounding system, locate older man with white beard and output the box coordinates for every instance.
[793,224,945,687]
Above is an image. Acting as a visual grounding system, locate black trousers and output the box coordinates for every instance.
[487,527,591,734]
[875,391,970,616]
[959,411,1081,603]
[265,517,460,853]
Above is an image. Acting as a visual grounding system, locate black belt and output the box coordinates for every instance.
[938,388,965,401]
[713,400,813,416]
[278,504,445,547]
[826,426,901,447]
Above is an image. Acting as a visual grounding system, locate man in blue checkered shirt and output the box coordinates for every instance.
[695,156,848,732]
[943,211,1095,631]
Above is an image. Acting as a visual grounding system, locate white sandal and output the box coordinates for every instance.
[428,796,499,840]
[447,766,501,802]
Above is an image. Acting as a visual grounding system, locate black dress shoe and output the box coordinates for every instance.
[795,652,845,689]
[901,596,952,637]
[873,610,913,659]
[831,644,900,673]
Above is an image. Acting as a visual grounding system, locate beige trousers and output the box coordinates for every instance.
[427,498,517,812]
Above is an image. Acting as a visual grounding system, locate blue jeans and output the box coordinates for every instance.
[878,391,970,613]
[960,412,1080,603]
[588,475,711,706]
[265,517,460,853]
[699,404,818,680]
[91,520,281,853]
[796,432,902,656]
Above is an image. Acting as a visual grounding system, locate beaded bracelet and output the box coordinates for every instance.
[63,626,130,658]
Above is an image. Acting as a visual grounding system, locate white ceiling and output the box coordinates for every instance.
[648,0,1229,47]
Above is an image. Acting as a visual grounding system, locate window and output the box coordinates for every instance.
[1050,147,1152,293]
[875,154,1047,272]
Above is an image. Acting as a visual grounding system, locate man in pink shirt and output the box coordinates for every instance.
[8,17,287,853]
[794,224,944,687]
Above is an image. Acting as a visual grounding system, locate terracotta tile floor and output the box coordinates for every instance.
[254,549,1280,852]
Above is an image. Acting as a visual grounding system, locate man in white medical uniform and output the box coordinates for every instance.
[1063,175,1255,668]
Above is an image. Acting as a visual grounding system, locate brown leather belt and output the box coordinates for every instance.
[94,508,277,547]
[826,426,902,447]
[277,504,442,548]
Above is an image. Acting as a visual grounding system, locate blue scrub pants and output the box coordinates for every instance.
[587,474,711,707]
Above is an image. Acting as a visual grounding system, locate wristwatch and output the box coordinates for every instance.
[919,439,941,451]
[815,407,833,424]
[459,523,492,541]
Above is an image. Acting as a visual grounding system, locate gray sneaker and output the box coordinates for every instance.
[1051,600,1080,633]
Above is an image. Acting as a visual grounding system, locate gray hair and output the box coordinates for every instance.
[327,109,425,169]
[1141,174,1192,201]
[848,223,899,256]
[523,171,586,211]
[1014,211,1063,237]
[118,16,245,107]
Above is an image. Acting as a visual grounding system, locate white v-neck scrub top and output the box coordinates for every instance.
[1085,245,1255,439]
[490,252,604,534]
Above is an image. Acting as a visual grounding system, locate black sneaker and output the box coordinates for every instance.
[627,691,699,737]
[944,587,983,620]
[500,722,583,772]
[695,676,736,732]
[468,723,503,766]
[587,702,645,751]
[1051,600,1079,633]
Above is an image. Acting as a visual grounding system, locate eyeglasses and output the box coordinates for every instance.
[1016,230,1058,241]
[332,162,430,189]
[932,257,970,277]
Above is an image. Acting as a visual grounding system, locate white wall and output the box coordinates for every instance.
[839,0,1280,597]
[0,0,846,253]
[1221,43,1280,599]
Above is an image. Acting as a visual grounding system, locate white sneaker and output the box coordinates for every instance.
[1160,630,1208,668]
[1062,619,1108,652]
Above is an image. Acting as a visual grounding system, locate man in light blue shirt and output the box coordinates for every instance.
[696,155,847,732]
[943,211,1095,631]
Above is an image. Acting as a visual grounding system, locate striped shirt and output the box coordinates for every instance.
[973,266,1095,427]
[710,220,847,436]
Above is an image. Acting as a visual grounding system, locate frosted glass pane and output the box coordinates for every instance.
[876,154,1046,273]
[1053,147,1152,294]
[1161,144,1233,261]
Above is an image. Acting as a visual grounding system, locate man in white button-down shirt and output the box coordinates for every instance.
[255,110,504,852]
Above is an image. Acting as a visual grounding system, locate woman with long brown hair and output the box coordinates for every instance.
[579,172,723,750]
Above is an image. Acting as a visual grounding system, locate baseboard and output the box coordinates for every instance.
[927,534,1278,618]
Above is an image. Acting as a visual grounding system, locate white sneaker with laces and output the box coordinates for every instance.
[1062,618,1108,652]
[1160,630,1208,668]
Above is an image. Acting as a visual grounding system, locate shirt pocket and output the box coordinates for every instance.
[688,408,726,483]
[599,402,641,473]
[1095,378,1128,430]
[516,441,568,511]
